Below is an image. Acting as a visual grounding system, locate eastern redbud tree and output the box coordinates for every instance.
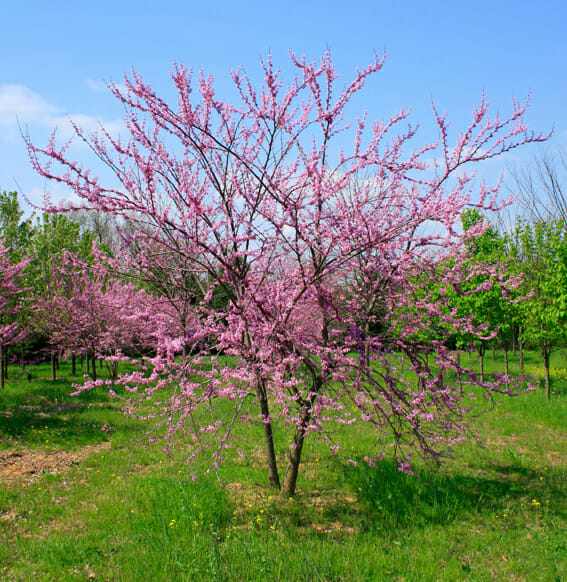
[34,248,175,380]
[26,52,546,495]
[0,239,29,389]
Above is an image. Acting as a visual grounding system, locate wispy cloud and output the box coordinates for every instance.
[0,85,58,125]
[85,77,127,95]
[0,84,124,139]
[85,78,108,92]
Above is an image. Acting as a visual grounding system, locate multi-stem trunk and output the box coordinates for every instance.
[280,371,321,497]
[280,408,311,497]
[242,330,280,490]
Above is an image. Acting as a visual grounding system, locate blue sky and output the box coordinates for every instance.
[1,0,565,212]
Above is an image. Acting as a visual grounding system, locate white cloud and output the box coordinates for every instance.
[85,78,108,92]
[85,77,127,96]
[0,84,124,142]
[0,85,58,125]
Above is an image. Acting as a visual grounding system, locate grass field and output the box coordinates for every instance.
[0,350,566,581]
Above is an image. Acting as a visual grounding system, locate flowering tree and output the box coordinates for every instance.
[27,52,546,495]
[0,239,29,388]
[35,249,171,380]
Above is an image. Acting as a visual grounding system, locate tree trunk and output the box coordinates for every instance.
[543,344,551,400]
[257,378,280,489]
[89,352,97,381]
[478,345,485,383]
[51,352,57,381]
[280,412,310,497]
[518,327,524,372]
[71,353,76,376]
[0,344,5,389]
[3,354,8,381]
[503,347,509,378]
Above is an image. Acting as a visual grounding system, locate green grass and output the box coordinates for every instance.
[0,352,566,581]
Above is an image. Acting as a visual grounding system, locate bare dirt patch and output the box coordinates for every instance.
[0,442,111,487]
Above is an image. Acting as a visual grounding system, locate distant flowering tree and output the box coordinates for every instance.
[27,52,547,495]
[35,248,174,380]
[0,239,29,388]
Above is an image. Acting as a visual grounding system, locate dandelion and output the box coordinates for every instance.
[168,520,176,527]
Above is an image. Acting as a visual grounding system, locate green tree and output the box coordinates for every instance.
[512,219,567,399]
[0,191,33,261]
[447,210,517,382]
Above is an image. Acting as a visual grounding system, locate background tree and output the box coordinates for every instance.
[512,219,567,399]
[508,147,567,224]
[448,210,520,380]
[35,248,165,381]
[0,191,33,262]
[0,239,29,388]
[25,212,94,378]
[26,52,547,495]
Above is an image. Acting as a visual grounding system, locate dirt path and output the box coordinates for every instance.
[0,442,111,487]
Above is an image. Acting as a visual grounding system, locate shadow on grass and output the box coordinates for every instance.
[0,373,129,448]
[299,456,567,535]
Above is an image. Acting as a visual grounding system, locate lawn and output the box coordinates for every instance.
[0,350,566,581]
